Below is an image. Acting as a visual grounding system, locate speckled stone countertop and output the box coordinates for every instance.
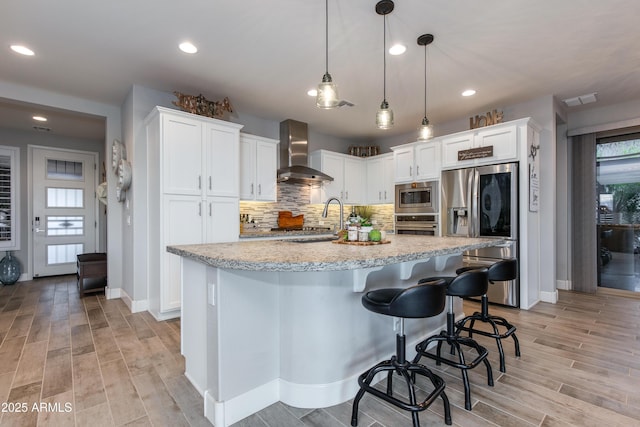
[239,229,334,239]
[167,235,502,272]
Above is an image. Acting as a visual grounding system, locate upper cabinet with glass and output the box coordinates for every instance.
[0,146,20,250]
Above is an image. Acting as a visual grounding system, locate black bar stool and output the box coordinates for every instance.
[351,279,452,427]
[412,269,494,411]
[455,259,521,373]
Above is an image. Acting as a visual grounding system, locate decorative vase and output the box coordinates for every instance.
[0,251,21,285]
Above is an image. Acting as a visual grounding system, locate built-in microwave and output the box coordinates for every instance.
[395,181,438,214]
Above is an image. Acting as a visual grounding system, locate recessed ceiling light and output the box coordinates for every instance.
[179,42,198,54]
[389,44,406,55]
[462,89,476,97]
[33,115,47,122]
[307,89,318,97]
[10,45,34,56]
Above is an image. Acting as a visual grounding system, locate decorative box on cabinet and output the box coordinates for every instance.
[240,133,278,201]
[145,106,243,320]
[309,150,365,204]
[391,140,441,183]
[366,153,395,204]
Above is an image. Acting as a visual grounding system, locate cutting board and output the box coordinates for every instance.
[278,211,304,228]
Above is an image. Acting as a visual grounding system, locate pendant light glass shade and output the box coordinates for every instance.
[316,0,339,109]
[417,116,433,141]
[417,33,434,140]
[375,1,394,129]
[317,73,339,108]
[376,100,394,129]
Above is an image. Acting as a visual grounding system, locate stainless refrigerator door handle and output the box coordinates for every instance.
[468,169,476,237]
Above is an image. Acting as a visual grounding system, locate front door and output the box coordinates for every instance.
[31,147,98,277]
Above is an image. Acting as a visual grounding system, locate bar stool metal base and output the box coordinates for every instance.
[413,311,494,411]
[456,294,521,372]
[351,332,452,427]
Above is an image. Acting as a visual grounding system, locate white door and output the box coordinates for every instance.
[32,147,98,277]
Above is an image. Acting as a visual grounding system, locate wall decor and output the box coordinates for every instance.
[173,91,233,119]
[469,109,504,129]
[111,139,126,173]
[458,145,494,161]
[528,141,540,212]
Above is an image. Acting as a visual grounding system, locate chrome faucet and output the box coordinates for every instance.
[322,197,344,232]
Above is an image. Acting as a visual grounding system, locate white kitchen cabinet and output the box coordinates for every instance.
[441,122,518,169]
[366,153,395,204]
[145,106,243,320]
[162,114,204,195]
[162,113,240,197]
[310,150,365,204]
[205,123,241,197]
[240,133,278,201]
[392,140,441,183]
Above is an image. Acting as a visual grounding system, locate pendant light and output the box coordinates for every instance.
[316,0,339,108]
[375,0,394,129]
[417,33,434,141]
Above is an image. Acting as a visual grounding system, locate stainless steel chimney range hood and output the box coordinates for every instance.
[277,119,334,184]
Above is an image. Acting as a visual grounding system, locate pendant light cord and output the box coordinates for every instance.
[325,0,329,75]
[383,15,387,102]
[423,42,427,118]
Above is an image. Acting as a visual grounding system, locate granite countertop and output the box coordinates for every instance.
[239,229,334,239]
[167,235,503,272]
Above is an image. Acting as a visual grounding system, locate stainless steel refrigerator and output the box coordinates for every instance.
[441,162,519,307]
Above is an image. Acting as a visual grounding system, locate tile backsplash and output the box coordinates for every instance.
[240,183,394,231]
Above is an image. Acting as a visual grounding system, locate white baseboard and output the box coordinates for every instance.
[205,381,279,427]
[540,289,558,304]
[116,288,149,313]
[556,279,571,291]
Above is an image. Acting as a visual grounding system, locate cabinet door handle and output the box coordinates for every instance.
[379,191,382,200]
[340,191,344,199]
[416,165,420,175]
[198,176,202,190]
[409,166,412,176]
[209,176,212,190]
[251,183,254,195]
[198,202,202,217]
[209,203,212,216]
[384,190,387,200]
[345,191,349,200]
[258,184,261,195]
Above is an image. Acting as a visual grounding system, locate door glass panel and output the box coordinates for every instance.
[596,136,640,292]
[47,188,84,208]
[47,159,83,180]
[478,172,513,237]
[47,216,84,236]
[47,243,83,265]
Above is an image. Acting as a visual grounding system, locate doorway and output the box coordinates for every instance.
[596,135,640,292]
[30,146,99,277]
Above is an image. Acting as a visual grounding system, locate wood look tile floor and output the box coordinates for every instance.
[1,276,640,426]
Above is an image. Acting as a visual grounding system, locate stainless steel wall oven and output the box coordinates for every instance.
[395,214,439,236]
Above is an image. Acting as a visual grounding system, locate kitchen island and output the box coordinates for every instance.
[168,235,503,427]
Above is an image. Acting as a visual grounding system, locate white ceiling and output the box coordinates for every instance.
[2,0,640,142]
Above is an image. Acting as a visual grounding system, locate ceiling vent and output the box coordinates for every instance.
[563,92,597,107]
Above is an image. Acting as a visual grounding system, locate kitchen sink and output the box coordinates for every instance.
[285,236,339,243]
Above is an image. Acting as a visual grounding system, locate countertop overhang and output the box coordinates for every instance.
[167,235,503,272]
